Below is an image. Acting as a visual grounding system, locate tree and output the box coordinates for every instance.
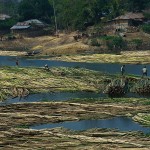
[18,0,53,22]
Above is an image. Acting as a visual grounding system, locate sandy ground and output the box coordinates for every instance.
[0,51,26,56]
[50,51,150,64]
[0,33,94,56]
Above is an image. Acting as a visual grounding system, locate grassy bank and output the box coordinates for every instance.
[0,66,115,101]
[51,51,150,64]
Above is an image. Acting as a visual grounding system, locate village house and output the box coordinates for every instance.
[10,19,49,37]
[0,14,11,20]
[104,12,145,33]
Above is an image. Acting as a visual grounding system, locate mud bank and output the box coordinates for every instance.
[0,102,149,128]
[0,101,150,149]
[0,127,150,150]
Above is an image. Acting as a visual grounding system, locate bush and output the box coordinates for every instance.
[7,33,16,40]
[91,38,101,46]
[0,18,17,30]
[104,36,126,51]
[132,79,150,94]
[141,24,150,34]
[132,39,143,47]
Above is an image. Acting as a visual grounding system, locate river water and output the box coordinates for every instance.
[0,56,149,75]
[1,56,150,133]
[0,91,149,106]
[30,116,150,134]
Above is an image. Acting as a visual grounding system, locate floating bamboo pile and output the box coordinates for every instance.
[132,79,150,94]
[104,79,128,97]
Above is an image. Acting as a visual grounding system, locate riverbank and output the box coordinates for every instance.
[1,66,150,149]
[1,50,150,64]
[50,51,150,64]
[0,101,150,149]
[0,66,114,101]
[1,127,149,149]
[0,33,150,64]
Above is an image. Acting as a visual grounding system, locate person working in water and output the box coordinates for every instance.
[45,64,49,70]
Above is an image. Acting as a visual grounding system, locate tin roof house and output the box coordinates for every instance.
[10,19,49,37]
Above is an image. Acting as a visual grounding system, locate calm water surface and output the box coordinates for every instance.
[0,92,106,105]
[1,91,149,106]
[0,56,149,75]
[1,56,150,133]
[30,117,150,134]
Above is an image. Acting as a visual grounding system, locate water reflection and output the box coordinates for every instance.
[0,92,107,105]
[0,91,150,106]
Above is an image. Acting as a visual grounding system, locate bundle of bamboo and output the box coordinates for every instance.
[104,79,128,97]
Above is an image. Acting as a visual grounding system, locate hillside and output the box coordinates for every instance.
[0,30,150,57]
[0,33,98,56]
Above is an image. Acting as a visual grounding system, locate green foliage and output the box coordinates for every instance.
[141,24,150,34]
[101,36,126,50]
[18,0,53,22]
[1,0,150,31]
[91,38,101,46]
[16,125,29,129]
[0,18,17,30]
[144,13,150,19]
[132,39,143,47]
[132,79,150,94]
[0,0,19,16]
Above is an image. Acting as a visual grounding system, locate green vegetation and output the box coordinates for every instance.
[0,18,17,30]
[16,124,29,129]
[18,0,53,22]
[0,66,113,101]
[141,24,150,34]
[105,36,126,51]
[131,39,143,47]
[133,113,150,126]
[131,79,150,94]
[91,38,101,47]
[48,0,150,30]
[68,97,150,105]
[1,0,150,31]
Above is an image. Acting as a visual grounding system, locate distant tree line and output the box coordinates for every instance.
[0,0,150,30]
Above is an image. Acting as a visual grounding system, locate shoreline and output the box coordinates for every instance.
[1,50,150,64]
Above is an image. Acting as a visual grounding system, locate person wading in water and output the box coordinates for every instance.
[16,59,19,66]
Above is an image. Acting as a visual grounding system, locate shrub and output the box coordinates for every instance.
[0,18,17,30]
[141,24,150,34]
[104,36,126,51]
[132,79,150,94]
[132,39,143,47]
[91,38,101,46]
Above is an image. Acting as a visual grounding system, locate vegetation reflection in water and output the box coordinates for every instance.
[1,91,150,106]
[30,117,150,134]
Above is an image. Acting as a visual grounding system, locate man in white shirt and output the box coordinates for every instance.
[142,66,147,77]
